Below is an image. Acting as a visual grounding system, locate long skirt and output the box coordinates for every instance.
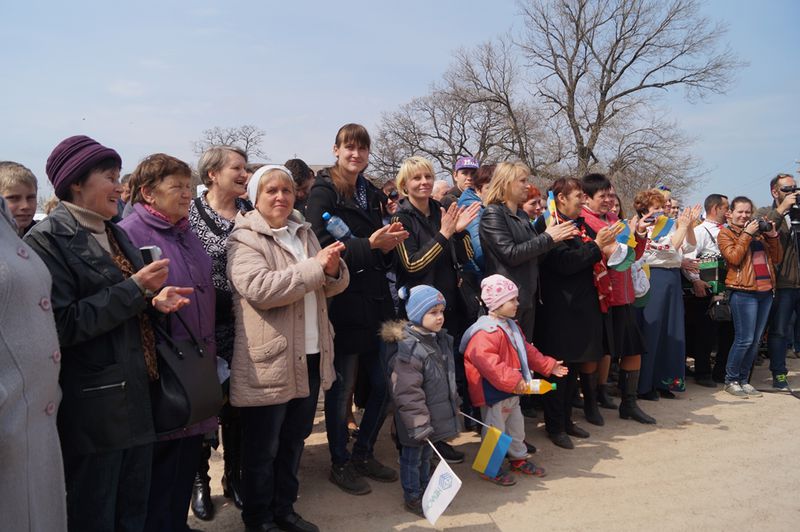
[640,267,686,393]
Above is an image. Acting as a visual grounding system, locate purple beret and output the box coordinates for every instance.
[46,135,122,199]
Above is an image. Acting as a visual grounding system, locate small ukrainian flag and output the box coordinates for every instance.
[543,190,557,227]
[650,215,675,241]
[472,426,512,479]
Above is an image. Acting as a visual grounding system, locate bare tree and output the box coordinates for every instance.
[519,0,742,174]
[193,125,268,159]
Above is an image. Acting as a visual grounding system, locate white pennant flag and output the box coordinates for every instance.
[422,442,462,525]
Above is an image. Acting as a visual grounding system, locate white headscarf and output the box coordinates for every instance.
[247,164,294,206]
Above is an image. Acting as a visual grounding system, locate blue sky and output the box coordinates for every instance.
[1,0,797,208]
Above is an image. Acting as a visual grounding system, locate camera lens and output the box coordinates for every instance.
[757,220,771,233]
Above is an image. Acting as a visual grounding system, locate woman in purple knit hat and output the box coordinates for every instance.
[25,135,193,532]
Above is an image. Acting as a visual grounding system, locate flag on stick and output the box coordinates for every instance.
[471,426,512,479]
[422,440,462,525]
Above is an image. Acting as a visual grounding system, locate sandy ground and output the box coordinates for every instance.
[188,358,800,532]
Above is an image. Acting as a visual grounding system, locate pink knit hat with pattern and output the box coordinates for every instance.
[480,274,519,312]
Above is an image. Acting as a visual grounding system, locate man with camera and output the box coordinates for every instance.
[683,194,733,386]
[765,173,800,390]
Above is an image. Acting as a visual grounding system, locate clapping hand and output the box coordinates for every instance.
[545,221,580,242]
[369,222,409,253]
[316,241,346,276]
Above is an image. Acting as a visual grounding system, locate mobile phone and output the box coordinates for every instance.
[643,211,664,223]
[140,245,162,264]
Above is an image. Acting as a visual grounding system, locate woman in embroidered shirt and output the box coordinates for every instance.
[187,145,253,516]
[635,189,701,400]
[718,196,782,397]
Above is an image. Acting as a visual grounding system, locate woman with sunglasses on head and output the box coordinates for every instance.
[305,123,409,496]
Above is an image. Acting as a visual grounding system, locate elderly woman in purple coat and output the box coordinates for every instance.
[119,153,219,532]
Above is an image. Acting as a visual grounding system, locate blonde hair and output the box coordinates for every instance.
[0,161,38,194]
[395,156,435,197]
[482,161,531,205]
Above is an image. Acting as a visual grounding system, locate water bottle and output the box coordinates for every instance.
[322,212,352,241]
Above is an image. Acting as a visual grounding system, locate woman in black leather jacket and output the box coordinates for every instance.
[479,162,577,340]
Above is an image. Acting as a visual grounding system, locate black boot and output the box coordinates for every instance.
[221,410,244,509]
[580,373,604,426]
[597,383,618,409]
[619,369,656,424]
[191,472,214,521]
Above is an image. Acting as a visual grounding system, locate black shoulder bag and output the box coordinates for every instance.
[151,311,223,435]
[450,239,482,323]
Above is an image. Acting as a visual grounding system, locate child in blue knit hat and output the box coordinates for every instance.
[381,285,460,516]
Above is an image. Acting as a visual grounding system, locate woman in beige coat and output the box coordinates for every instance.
[227,165,349,532]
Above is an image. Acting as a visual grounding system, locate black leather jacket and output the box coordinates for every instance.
[24,203,156,456]
[479,203,554,309]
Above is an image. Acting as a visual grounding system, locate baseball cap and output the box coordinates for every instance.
[454,156,480,171]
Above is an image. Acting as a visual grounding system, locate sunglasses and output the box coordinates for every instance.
[387,190,399,201]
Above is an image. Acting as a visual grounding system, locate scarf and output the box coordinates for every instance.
[105,226,159,381]
[554,210,612,313]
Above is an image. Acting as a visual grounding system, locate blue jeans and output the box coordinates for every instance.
[726,290,773,384]
[767,288,800,376]
[324,349,389,465]
[400,444,432,502]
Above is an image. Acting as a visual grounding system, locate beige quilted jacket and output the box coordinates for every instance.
[226,210,349,407]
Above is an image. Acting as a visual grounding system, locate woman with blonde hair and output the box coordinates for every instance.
[392,155,479,462]
[479,162,578,340]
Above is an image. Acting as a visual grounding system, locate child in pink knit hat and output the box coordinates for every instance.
[460,274,568,485]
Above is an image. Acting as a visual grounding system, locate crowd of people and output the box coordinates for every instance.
[1,124,796,532]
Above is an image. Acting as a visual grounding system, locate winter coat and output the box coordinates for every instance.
[767,207,800,288]
[305,168,395,354]
[0,198,67,532]
[24,203,156,456]
[479,203,555,311]
[581,207,646,306]
[533,215,604,363]
[382,321,460,447]
[392,197,473,326]
[118,203,219,438]
[461,315,558,407]
[718,225,782,292]
[227,210,349,407]
[457,188,485,272]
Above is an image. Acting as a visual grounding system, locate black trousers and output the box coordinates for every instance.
[684,294,715,377]
[144,435,203,532]
[240,354,320,528]
[63,443,153,532]
[713,321,735,382]
[541,365,580,435]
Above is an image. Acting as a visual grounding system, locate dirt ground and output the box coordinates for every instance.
[189,358,800,532]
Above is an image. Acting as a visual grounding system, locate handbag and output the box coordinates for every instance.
[707,292,732,322]
[151,311,223,435]
[449,241,482,322]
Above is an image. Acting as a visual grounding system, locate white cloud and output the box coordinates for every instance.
[107,80,147,98]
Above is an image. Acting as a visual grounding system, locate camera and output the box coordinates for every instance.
[140,245,162,264]
[780,185,800,209]
[756,220,772,234]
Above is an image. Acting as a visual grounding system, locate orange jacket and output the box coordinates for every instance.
[718,225,782,291]
[463,321,557,407]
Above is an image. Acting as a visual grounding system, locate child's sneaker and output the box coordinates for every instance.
[773,373,789,390]
[509,459,547,477]
[740,383,763,397]
[480,469,517,486]
[404,497,424,517]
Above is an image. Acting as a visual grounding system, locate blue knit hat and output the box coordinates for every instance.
[406,285,446,326]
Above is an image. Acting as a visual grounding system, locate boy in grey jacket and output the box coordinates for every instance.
[382,285,460,517]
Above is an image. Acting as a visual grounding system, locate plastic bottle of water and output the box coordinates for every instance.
[322,212,352,241]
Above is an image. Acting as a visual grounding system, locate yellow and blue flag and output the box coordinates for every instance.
[472,426,512,478]
[542,191,557,227]
[650,215,674,241]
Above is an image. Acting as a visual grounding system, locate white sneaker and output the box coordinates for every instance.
[724,382,748,397]
[740,383,763,397]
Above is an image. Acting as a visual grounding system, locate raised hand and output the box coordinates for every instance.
[133,258,170,292]
[551,360,568,377]
[455,202,481,233]
[152,286,193,313]
[439,204,459,239]
[545,221,580,242]
[369,222,409,253]
[595,224,624,249]
[316,241,346,276]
